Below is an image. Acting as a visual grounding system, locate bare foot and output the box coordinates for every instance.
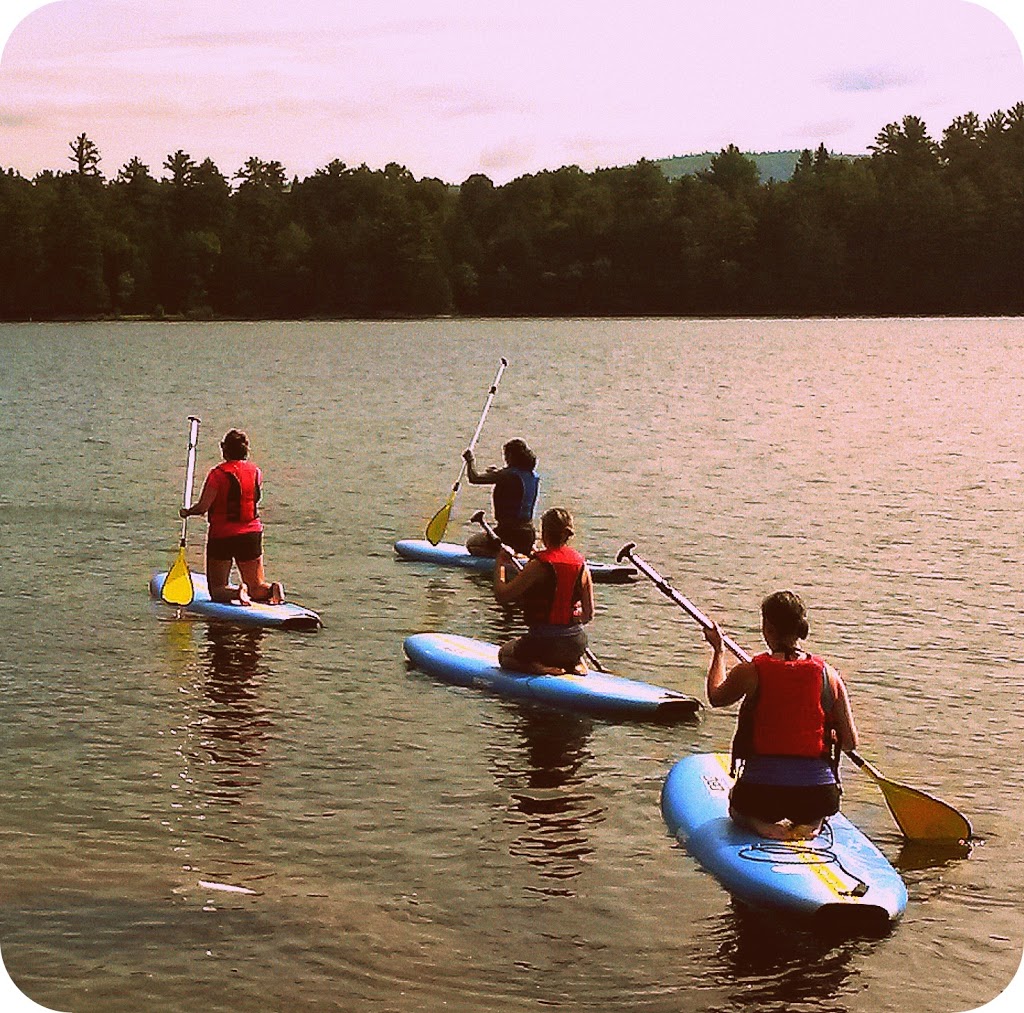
[268,581,285,605]
[236,583,252,606]
[783,821,823,841]
[521,662,568,676]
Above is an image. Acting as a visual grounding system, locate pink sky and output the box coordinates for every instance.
[0,0,1023,186]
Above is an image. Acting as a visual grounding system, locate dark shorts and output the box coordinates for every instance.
[207,531,263,563]
[510,628,588,670]
[495,521,536,555]
[730,778,841,825]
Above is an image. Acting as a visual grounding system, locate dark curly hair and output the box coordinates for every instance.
[503,438,536,471]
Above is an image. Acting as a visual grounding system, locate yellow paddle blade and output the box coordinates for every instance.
[425,492,455,546]
[161,547,195,606]
[874,776,972,842]
[852,752,971,841]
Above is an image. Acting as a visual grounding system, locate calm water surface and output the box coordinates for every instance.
[0,318,1021,1012]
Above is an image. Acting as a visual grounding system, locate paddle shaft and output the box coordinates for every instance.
[450,357,508,496]
[179,416,201,545]
[621,543,887,764]
[474,512,605,673]
[617,543,751,663]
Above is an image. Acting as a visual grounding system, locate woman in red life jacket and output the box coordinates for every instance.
[703,591,858,841]
[492,507,595,675]
[179,429,284,606]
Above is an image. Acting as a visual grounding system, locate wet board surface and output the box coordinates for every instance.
[403,632,700,721]
[394,538,638,583]
[660,752,908,928]
[150,571,322,631]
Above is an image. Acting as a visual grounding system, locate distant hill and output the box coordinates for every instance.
[651,150,819,183]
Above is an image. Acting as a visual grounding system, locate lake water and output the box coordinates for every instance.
[0,317,1021,1012]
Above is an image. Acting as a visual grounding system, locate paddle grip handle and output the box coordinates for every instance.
[465,357,509,456]
[617,542,752,663]
[443,358,510,508]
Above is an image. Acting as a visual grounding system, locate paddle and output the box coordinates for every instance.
[616,541,972,842]
[161,416,201,607]
[472,510,606,673]
[425,357,508,545]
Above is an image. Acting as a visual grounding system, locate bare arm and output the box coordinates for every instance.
[704,622,757,707]
[180,472,217,518]
[829,668,859,751]
[463,450,499,485]
[578,567,595,625]
[493,550,545,605]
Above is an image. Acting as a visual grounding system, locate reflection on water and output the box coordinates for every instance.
[492,708,601,895]
[196,626,272,802]
[158,619,273,879]
[710,902,872,1011]
[894,839,975,874]
[4,318,1022,1012]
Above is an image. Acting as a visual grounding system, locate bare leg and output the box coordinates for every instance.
[466,530,498,557]
[206,555,251,605]
[783,820,824,841]
[728,804,794,841]
[497,639,565,675]
[238,555,278,603]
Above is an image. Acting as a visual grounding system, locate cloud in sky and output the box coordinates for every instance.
[0,0,1022,185]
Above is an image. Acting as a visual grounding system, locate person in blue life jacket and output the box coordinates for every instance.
[492,507,595,676]
[463,437,539,556]
[703,591,859,841]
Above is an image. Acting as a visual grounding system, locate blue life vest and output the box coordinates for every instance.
[510,467,539,521]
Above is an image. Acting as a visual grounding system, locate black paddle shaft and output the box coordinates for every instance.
[472,511,605,672]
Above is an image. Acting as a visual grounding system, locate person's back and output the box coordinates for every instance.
[464,437,539,556]
[492,508,594,675]
[703,590,858,840]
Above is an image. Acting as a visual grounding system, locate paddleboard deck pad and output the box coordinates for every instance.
[395,539,637,583]
[403,632,700,721]
[661,753,907,928]
[150,572,322,631]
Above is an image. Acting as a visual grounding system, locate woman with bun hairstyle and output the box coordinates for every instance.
[492,507,595,675]
[703,590,859,841]
[180,428,284,606]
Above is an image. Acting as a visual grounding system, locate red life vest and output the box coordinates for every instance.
[523,545,585,626]
[206,460,262,538]
[733,653,835,762]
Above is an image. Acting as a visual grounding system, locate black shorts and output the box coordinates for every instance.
[207,531,263,563]
[510,629,588,670]
[730,778,841,825]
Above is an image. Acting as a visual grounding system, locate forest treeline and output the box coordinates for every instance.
[2,104,1024,320]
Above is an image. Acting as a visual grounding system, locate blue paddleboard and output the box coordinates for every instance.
[403,632,700,720]
[661,753,907,928]
[150,572,322,631]
[394,538,638,584]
